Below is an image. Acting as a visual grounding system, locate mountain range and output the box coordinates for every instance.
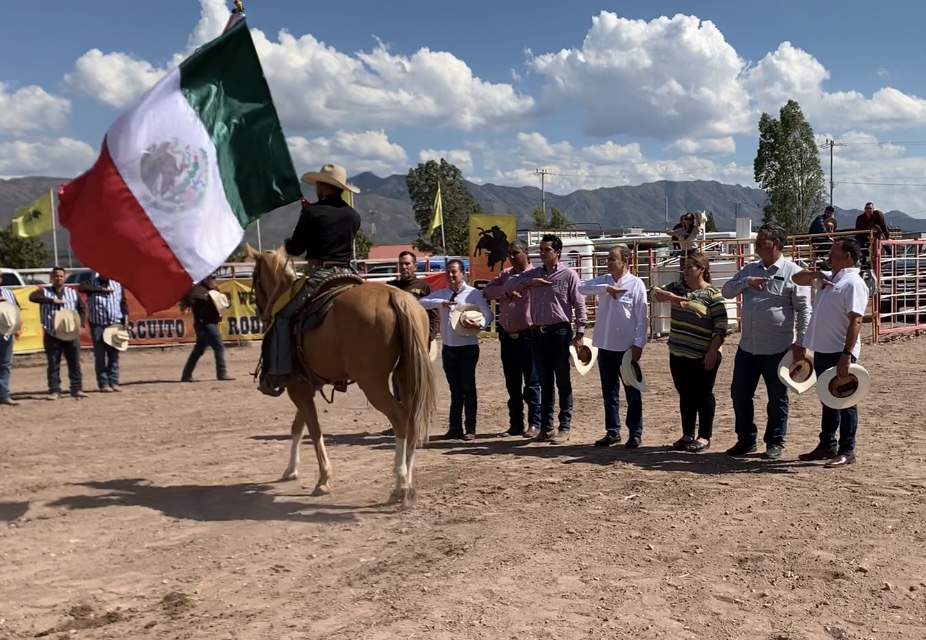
[2,174,924,266]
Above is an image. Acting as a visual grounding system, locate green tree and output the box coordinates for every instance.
[0,226,49,269]
[353,228,372,260]
[532,205,571,230]
[753,99,825,234]
[407,158,482,256]
[704,211,718,232]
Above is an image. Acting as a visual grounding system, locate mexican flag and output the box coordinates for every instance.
[59,15,301,313]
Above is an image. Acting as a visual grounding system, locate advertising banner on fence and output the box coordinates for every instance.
[11,273,450,354]
[468,214,518,288]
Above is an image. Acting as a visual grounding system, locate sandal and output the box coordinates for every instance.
[673,436,694,451]
[687,439,711,453]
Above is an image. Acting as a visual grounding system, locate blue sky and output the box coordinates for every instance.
[2,0,925,215]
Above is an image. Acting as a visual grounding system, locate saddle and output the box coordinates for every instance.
[290,267,364,399]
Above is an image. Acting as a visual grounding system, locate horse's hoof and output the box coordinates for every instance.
[310,484,331,497]
[400,488,418,510]
[386,489,403,505]
[281,469,298,481]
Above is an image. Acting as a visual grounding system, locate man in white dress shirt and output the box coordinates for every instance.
[579,244,649,448]
[419,259,494,441]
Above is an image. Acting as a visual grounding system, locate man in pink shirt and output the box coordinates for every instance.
[505,234,587,444]
[483,240,541,438]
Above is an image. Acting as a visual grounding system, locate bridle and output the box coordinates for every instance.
[252,253,299,327]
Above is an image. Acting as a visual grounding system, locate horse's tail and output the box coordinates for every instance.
[389,290,437,448]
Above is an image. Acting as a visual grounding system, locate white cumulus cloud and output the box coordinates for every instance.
[418,149,474,175]
[0,83,72,135]
[0,138,97,178]
[287,130,408,177]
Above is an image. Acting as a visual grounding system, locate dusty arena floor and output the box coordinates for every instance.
[1,334,925,639]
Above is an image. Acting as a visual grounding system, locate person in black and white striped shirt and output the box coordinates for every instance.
[0,272,20,406]
[28,266,88,400]
[79,274,128,392]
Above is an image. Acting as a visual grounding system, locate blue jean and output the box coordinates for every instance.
[44,334,82,394]
[182,324,227,379]
[90,324,121,389]
[731,347,790,447]
[597,348,643,439]
[814,351,859,454]
[0,337,13,401]
[499,330,541,432]
[442,344,479,434]
[530,325,574,432]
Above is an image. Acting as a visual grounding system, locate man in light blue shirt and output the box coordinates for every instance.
[419,259,493,441]
[721,223,811,460]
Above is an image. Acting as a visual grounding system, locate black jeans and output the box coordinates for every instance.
[182,324,227,379]
[499,330,540,432]
[530,325,574,432]
[442,344,479,435]
[669,352,723,440]
[44,334,82,394]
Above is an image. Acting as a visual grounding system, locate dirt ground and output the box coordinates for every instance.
[1,333,925,640]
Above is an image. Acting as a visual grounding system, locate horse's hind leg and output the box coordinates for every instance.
[281,409,304,481]
[358,380,412,507]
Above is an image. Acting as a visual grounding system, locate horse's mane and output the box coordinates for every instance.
[259,248,297,285]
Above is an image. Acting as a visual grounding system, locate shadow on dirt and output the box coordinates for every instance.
[0,500,29,522]
[47,478,392,523]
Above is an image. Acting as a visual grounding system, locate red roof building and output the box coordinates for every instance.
[366,244,433,261]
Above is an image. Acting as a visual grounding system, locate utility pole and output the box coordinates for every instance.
[533,168,553,221]
[370,209,376,244]
[825,139,846,208]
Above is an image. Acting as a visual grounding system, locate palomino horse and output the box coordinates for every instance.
[244,244,437,509]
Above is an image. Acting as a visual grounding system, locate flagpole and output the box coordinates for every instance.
[256,219,263,251]
[50,187,60,266]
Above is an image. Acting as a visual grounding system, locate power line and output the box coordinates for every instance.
[840,180,926,187]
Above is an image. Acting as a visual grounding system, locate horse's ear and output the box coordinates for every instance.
[242,242,260,260]
[275,243,288,257]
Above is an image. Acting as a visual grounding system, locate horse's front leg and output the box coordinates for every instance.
[281,409,304,480]
[301,396,332,496]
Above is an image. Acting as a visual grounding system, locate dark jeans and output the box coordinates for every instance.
[44,334,82,394]
[499,330,540,432]
[730,347,789,447]
[814,351,859,454]
[442,344,479,435]
[0,337,12,401]
[669,352,723,440]
[530,325,574,432]
[597,348,643,439]
[182,324,227,379]
[90,324,121,389]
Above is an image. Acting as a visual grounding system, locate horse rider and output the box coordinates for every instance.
[257,164,361,397]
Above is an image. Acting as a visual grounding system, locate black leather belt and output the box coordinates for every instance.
[502,328,527,339]
[532,322,570,334]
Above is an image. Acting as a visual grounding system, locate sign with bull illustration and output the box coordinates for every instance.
[468,214,518,289]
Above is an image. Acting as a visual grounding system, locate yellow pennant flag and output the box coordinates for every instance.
[427,183,443,235]
[11,191,54,238]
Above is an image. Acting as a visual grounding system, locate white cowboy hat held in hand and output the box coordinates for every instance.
[816,363,871,410]
[208,290,231,316]
[301,164,361,194]
[620,349,648,392]
[0,301,22,337]
[449,303,485,337]
[777,350,816,394]
[102,325,131,352]
[53,309,81,342]
[569,335,598,376]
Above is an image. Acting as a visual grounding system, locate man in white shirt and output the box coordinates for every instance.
[721,223,812,460]
[419,259,494,441]
[793,238,869,468]
[579,245,648,448]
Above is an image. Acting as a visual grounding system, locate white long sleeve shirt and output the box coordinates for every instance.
[419,284,494,348]
[578,272,648,352]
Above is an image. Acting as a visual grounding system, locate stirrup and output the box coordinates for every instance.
[333,380,349,393]
[258,377,286,397]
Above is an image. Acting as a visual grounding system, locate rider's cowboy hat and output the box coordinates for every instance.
[777,350,816,394]
[568,335,598,376]
[301,164,360,194]
[53,309,81,342]
[0,300,21,337]
[620,349,648,392]
[102,325,130,352]
[816,363,871,410]
[449,303,485,337]
[208,289,231,317]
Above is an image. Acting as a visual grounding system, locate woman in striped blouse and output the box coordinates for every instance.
[651,253,728,452]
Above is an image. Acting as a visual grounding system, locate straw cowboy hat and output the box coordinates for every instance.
[102,325,130,352]
[777,351,816,394]
[208,289,231,317]
[449,303,485,337]
[0,300,21,337]
[816,363,871,410]
[620,349,648,392]
[568,335,598,376]
[53,309,81,342]
[301,164,360,194]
